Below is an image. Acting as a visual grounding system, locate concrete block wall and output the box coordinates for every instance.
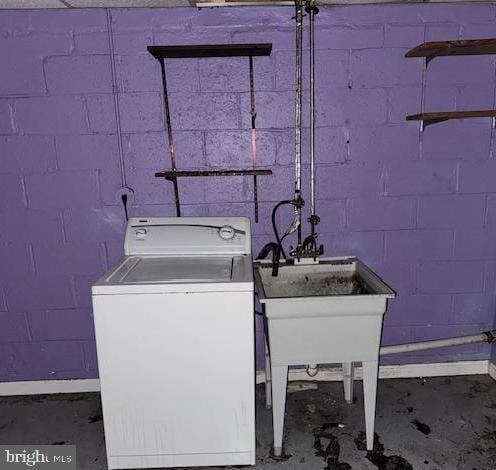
[0,4,496,380]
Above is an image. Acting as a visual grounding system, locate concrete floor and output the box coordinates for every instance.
[0,375,494,469]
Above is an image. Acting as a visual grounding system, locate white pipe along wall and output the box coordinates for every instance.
[379,330,496,356]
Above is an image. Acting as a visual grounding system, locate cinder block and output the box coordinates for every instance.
[0,55,45,96]
[171,92,240,131]
[385,229,454,262]
[316,163,384,199]
[319,88,387,128]
[0,174,25,211]
[27,309,95,341]
[56,134,118,171]
[205,130,276,168]
[418,195,485,229]
[82,341,98,372]
[238,91,293,130]
[351,49,421,88]
[388,86,422,124]
[459,160,496,193]
[1,136,57,173]
[0,244,34,280]
[308,199,346,233]
[374,259,417,295]
[117,54,163,93]
[25,171,99,209]
[86,94,116,133]
[422,120,492,161]
[347,197,417,231]
[204,176,250,204]
[112,30,154,55]
[112,8,194,31]
[0,102,12,135]
[32,242,105,277]
[419,4,495,23]
[384,294,452,326]
[386,160,457,196]
[0,312,30,342]
[15,96,87,135]
[117,92,164,133]
[45,55,112,94]
[317,25,384,49]
[63,207,126,243]
[381,325,416,346]
[424,85,458,111]
[0,209,64,244]
[384,25,424,48]
[5,274,75,310]
[454,228,496,260]
[346,88,389,127]
[460,23,496,39]
[427,56,495,87]
[417,260,485,294]
[74,31,109,54]
[425,24,460,41]
[456,84,495,110]
[199,56,273,92]
[127,131,204,170]
[10,341,85,379]
[452,293,495,325]
[323,230,385,264]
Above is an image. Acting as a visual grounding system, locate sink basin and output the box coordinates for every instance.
[254,256,395,454]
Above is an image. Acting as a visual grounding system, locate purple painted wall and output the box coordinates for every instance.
[1,4,495,381]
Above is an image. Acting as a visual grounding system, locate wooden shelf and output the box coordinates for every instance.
[405,39,496,61]
[406,110,496,128]
[147,44,272,60]
[155,169,272,181]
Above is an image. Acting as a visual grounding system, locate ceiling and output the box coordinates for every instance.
[0,0,493,8]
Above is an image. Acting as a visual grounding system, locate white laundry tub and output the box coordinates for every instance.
[254,257,395,454]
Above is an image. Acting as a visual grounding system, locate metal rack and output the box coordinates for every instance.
[148,43,273,221]
[405,39,496,130]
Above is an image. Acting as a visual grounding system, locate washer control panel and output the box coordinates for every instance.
[125,217,251,256]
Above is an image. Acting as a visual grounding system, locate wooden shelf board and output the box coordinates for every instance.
[406,39,496,59]
[147,44,272,59]
[407,110,496,122]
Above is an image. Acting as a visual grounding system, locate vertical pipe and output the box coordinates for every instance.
[294,0,304,252]
[159,59,181,216]
[309,3,316,224]
[106,8,127,190]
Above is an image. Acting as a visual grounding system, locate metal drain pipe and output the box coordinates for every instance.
[380,330,496,356]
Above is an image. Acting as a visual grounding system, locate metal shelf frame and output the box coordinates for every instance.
[148,43,273,220]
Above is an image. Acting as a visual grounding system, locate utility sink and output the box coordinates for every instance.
[254,256,395,455]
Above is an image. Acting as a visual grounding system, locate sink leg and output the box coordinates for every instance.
[343,362,354,404]
[271,365,288,457]
[264,333,272,409]
[362,360,379,451]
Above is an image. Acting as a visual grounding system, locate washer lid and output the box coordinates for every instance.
[92,254,253,295]
[120,257,233,284]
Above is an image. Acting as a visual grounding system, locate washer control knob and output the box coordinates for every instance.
[218,225,235,240]
[135,228,147,240]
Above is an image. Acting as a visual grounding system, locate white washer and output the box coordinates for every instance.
[92,217,255,470]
